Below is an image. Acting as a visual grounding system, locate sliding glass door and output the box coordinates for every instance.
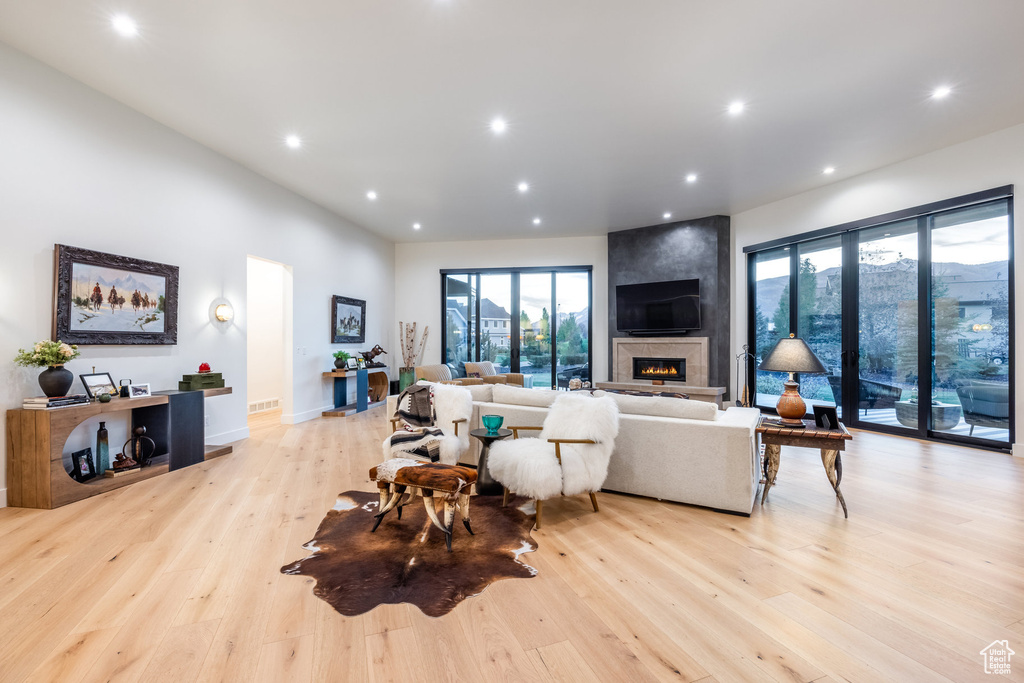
[441,267,592,388]
[797,237,843,417]
[747,190,1013,451]
[855,221,919,428]
[928,204,1011,442]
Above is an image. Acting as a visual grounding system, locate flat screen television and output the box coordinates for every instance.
[616,279,701,333]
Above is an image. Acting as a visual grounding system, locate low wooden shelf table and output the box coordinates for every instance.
[322,367,388,418]
[5,387,233,509]
[757,417,853,518]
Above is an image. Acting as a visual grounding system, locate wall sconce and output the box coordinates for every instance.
[215,303,234,322]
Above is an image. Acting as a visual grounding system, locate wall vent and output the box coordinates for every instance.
[248,398,280,414]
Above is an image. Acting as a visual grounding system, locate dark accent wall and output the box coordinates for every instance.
[608,215,731,395]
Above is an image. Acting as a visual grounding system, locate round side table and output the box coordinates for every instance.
[469,428,513,495]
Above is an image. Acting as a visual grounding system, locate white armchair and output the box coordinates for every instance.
[383,382,473,465]
[487,393,619,529]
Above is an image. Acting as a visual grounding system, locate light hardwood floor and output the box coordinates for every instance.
[1,406,1023,682]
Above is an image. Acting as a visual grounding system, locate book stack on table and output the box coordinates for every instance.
[23,394,90,410]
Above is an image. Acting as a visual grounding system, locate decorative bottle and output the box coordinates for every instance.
[96,421,110,474]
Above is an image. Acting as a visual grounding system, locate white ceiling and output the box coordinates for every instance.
[2,1,1024,243]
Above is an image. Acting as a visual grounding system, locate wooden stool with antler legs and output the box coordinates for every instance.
[368,459,478,552]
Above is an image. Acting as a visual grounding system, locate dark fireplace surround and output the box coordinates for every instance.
[633,357,685,382]
[607,215,730,396]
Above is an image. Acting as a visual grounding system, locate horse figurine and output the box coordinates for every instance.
[360,345,388,367]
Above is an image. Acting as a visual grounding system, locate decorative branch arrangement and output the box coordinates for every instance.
[399,322,429,369]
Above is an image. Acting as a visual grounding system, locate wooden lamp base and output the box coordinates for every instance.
[774,379,807,428]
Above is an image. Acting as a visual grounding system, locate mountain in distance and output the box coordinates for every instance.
[756,259,1007,319]
[85,273,160,297]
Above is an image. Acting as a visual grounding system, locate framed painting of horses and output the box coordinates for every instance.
[53,244,179,345]
[332,295,365,344]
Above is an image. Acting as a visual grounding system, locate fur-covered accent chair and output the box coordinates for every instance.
[383,382,473,465]
[487,393,619,529]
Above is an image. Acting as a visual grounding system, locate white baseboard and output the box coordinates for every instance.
[206,426,250,446]
[283,406,333,425]
[0,488,6,508]
[1013,443,1022,458]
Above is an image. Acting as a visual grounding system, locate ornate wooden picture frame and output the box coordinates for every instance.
[53,244,179,345]
[332,295,366,344]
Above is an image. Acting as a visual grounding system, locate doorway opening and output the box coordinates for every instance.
[247,256,293,427]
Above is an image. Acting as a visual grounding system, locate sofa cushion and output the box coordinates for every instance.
[492,384,559,408]
[593,390,717,421]
[464,383,493,403]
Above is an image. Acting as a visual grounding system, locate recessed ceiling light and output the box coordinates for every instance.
[823,166,835,175]
[685,173,698,183]
[663,212,672,220]
[490,117,508,135]
[111,14,138,37]
[366,190,378,200]
[285,135,301,149]
[727,101,745,115]
[517,181,529,193]
[932,85,952,99]
[532,217,541,226]
[413,223,421,230]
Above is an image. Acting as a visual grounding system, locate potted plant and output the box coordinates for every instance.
[14,340,81,397]
[333,350,351,369]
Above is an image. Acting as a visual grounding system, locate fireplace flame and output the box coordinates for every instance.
[640,366,679,376]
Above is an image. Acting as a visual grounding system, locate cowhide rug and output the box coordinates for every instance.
[281,490,538,617]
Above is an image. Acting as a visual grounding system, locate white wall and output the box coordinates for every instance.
[394,236,608,381]
[730,122,1024,453]
[246,256,287,410]
[0,41,394,506]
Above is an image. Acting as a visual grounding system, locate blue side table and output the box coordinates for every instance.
[322,368,389,417]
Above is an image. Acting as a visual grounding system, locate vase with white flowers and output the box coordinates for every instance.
[14,340,81,397]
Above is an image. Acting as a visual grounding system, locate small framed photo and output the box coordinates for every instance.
[71,447,95,482]
[128,383,152,399]
[80,372,117,399]
[346,358,358,369]
[813,405,839,430]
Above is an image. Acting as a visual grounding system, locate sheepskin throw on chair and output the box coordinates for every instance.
[488,393,619,528]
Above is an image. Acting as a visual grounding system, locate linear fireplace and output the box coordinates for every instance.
[633,357,685,382]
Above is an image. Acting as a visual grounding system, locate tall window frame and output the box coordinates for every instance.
[745,186,1015,452]
[441,266,593,389]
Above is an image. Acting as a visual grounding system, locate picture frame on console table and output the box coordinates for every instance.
[53,244,179,345]
[80,371,118,399]
[331,295,366,344]
[813,405,839,430]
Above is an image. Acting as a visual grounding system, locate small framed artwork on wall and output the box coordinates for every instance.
[332,295,366,344]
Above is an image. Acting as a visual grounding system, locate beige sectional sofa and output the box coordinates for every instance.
[386,383,762,515]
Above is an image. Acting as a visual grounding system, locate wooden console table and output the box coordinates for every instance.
[322,368,388,418]
[5,387,232,509]
[757,417,852,517]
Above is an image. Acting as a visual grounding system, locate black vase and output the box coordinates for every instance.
[38,365,74,398]
[334,358,346,369]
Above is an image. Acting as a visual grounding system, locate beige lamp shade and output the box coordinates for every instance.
[759,334,826,375]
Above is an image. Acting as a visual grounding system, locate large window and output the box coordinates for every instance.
[746,188,1013,450]
[441,267,592,389]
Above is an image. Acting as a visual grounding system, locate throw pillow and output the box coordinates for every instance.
[464,383,493,403]
[492,384,559,408]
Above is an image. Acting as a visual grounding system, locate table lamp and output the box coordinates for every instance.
[758,333,827,427]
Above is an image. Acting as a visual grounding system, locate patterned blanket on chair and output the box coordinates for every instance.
[390,385,444,462]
